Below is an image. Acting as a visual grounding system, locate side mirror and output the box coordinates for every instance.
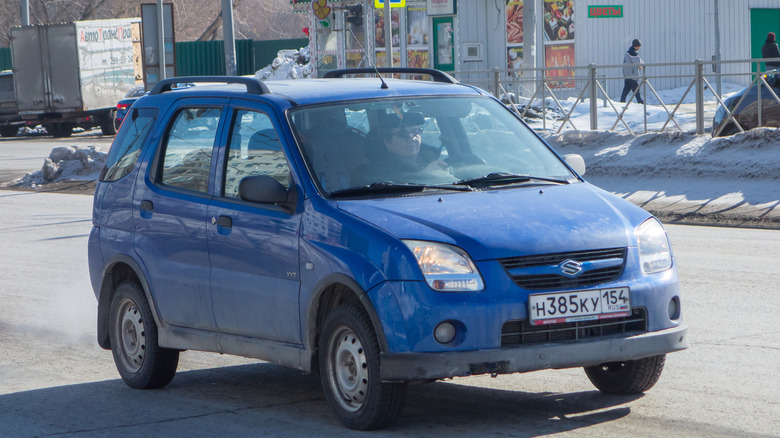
[563,153,586,176]
[238,175,296,211]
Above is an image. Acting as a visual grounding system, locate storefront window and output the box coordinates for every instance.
[345,6,366,68]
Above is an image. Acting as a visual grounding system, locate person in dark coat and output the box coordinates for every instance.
[762,32,780,70]
[351,112,449,186]
[620,39,644,104]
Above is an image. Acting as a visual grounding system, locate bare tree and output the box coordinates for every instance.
[0,0,304,47]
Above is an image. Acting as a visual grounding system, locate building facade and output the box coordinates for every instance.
[294,0,780,95]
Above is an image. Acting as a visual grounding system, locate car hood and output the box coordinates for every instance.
[338,182,650,261]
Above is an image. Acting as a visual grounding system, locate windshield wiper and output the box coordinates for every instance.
[329,181,472,198]
[454,173,571,188]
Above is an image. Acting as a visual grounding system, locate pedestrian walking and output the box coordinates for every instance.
[620,39,644,104]
[761,32,780,70]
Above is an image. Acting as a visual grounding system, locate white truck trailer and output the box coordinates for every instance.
[11,18,136,137]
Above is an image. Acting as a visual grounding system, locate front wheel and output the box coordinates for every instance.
[108,281,179,389]
[584,354,666,394]
[0,125,18,138]
[319,305,407,430]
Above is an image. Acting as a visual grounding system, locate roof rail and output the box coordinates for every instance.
[149,76,271,95]
[323,68,458,84]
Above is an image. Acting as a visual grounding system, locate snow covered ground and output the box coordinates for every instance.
[6,49,778,228]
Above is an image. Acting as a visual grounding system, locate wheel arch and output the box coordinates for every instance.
[97,254,164,349]
[304,273,388,373]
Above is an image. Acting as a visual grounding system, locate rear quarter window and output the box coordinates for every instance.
[100,108,158,182]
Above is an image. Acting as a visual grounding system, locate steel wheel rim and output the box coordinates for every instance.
[326,325,369,413]
[115,297,146,373]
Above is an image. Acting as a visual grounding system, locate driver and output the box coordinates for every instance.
[352,111,449,186]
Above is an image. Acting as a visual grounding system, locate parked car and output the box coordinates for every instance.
[89,69,688,430]
[113,85,146,131]
[712,71,780,136]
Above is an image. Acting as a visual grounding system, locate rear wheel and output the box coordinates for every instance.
[319,305,407,430]
[46,123,73,138]
[108,281,179,389]
[101,109,117,136]
[0,125,18,137]
[584,354,666,394]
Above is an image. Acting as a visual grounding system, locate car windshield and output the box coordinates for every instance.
[288,96,577,196]
[125,85,147,98]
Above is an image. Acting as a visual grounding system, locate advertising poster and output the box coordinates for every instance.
[544,42,575,88]
[375,50,401,68]
[543,0,574,42]
[407,7,429,46]
[506,1,523,44]
[506,1,523,73]
[407,50,430,68]
[507,46,523,70]
[374,9,400,47]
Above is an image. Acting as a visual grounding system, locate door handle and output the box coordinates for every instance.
[215,215,232,228]
[140,200,153,211]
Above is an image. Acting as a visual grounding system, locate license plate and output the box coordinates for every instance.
[528,287,630,325]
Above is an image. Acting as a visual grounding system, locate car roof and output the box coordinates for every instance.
[143,74,487,108]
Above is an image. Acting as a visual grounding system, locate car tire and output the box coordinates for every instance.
[101,109,117,136]
[319,304,407,430]
[108,281,179,389]
[0,125,18,138]
[46,123,73,138]
[584,354,666,394]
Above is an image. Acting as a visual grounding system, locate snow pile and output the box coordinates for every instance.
[254,47,312,81]
[13,145,106,188]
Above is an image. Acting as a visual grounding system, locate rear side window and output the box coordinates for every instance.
[100,108,158,182]
[159,107,222,193]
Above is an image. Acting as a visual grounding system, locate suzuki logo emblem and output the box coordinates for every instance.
[559,259,583,277]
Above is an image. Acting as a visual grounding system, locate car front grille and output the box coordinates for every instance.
[500,308,647,347]
[499,248,627,291]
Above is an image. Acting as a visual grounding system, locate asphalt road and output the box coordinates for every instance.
[0,133,777,437]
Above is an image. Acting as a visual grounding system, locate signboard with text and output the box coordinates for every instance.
[588,5,623,18]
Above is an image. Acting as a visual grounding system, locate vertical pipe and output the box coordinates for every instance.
[157,0,166,80]
[589,64,598,130]
[714,0,722,96]
[384,0,392,67]
[695,60,704,134]
[223,0,237,75]
[522,0,537,84]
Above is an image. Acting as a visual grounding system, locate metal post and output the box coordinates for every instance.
[222,0,237,76]
[20,0,29,25]
[758,66,763,127]
[589,64,598,130]
[494,68,500,99]
[157,0,166,80]
[384,0,392,67]
[714,0,722,96]
[695,60,704,135]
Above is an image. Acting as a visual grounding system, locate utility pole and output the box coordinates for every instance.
[20,0,29,25]
[222,0,237,76]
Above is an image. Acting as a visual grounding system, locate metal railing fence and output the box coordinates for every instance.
[452,57,780,136]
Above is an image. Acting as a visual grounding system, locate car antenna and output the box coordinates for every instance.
[345,20,388,89]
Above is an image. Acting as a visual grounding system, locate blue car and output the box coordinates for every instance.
[89,69,687,430]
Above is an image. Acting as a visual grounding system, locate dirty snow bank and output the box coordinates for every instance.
[12,146,106,188]
[544,128,780,227]
[254,47,311,80]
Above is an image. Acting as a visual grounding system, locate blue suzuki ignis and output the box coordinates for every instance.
[88,69,688,430]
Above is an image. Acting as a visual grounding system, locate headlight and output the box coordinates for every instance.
[403,240,484,291]
[637,218,672,274]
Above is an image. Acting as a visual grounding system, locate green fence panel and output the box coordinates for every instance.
[175,39,294,76]
[0,48,12,71]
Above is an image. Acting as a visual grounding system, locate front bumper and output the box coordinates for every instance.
[380,322,688,381]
